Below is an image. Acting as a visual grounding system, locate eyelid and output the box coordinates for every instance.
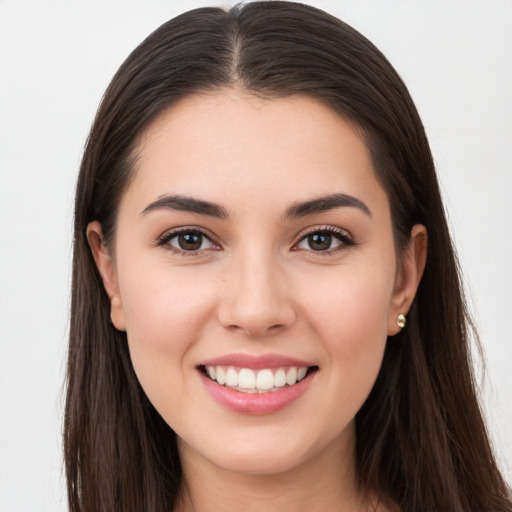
[292,225,355,253]
[156,226,221,256]
[155,224,354,256]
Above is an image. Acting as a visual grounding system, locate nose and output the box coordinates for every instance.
[217,250,296,337]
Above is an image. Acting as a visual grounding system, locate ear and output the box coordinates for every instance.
[388,224,427,335]
[86,221,126,331]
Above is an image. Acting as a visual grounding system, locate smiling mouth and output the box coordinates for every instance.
[200,365,318,393]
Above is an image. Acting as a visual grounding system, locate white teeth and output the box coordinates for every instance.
[256,369,274,390]
[274,368,286,387]
[204,365,311,392]
[216,367,226,385]
[238,368,256,389]
[225,367,239,387]
[286,367,297,386]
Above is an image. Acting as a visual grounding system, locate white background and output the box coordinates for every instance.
[0,1,510,510]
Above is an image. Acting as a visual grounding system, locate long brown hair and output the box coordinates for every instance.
[65,2,512,511]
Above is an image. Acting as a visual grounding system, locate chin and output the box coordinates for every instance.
[212,447,306,476]
[179,431,312,476]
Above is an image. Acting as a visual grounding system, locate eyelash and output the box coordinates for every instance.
[156,225,355,257]
[293,226,355,255]
[156,227,220,257]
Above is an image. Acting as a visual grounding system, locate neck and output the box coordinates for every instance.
[173,426,377,512]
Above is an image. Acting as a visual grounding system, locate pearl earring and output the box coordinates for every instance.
[397,313,406,329]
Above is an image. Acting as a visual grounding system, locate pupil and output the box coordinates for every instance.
[309,233,331,251]
[178,232,202,250]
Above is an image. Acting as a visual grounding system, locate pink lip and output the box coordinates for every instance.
[198,353,317,415]
[201,373,314,414]
[199,352,314,370]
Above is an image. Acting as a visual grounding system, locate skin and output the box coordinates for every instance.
[88,90,427,512]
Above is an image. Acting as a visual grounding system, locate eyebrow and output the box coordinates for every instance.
[284,193,371,219]
[141,194,229,219]
[140,192,371,220]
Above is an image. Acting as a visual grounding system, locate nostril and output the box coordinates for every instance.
[219,310,296,338]
[217,273,297,336]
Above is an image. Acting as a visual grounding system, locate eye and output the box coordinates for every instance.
[294,227,354,253]
[158,228,218,254]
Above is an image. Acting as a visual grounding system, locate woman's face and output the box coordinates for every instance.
[90,91,423,477]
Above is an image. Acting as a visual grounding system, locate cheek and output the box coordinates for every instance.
[120,262,216,340]
[303,266,393,340]
[116,262,217,395]
[298,265,393,385]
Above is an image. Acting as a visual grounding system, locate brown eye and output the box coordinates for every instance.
[179,232,202,250]
[166,230,216,252]
[295,228,353,253]
[308,233,332,251]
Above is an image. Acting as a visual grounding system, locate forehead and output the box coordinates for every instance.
[123,90,387,216]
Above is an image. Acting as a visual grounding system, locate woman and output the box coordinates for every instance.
[64,2,512,511]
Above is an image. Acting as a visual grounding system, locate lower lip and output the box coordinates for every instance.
[200,370,314,414]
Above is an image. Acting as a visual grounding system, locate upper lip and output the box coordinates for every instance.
[198,353,315,369]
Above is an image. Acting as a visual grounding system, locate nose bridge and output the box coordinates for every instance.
[219,242,295,336]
